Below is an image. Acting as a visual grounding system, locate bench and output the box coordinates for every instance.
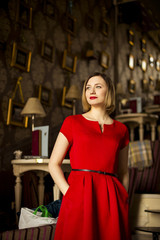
[136,226,160,240]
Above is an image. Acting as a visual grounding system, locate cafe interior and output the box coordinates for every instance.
[0,0,160,239]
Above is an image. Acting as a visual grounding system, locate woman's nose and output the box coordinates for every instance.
[90,87,96,94]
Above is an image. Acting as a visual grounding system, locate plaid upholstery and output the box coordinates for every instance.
[0,224,56,240]
[135,140,160,193]
[128,140,153,170]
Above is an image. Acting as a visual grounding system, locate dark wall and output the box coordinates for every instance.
[0,0,160,229]
[0,0,116,170]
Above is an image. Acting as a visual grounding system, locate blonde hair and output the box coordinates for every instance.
[82,72,115,114]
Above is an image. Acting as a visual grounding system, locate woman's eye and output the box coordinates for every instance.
[86,86,90,90]
[96,85,101,88]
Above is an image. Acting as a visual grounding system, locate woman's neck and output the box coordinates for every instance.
[84,107,111,124]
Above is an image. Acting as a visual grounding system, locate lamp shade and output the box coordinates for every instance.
[21,97,46,117]
[65,85,81,101]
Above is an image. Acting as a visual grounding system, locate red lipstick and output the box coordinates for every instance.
[90,97,97,100]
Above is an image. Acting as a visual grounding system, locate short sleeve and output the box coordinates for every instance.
[60,116,73,145]
[120,126,129,149]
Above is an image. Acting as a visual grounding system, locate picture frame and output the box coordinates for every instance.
[128,30,134,46]
[16,1,32,29]
[141,38,146,53]
[62,49,77,73]
[128,54,135,70]
[141,79,149,93]
[141,59,147,72]
[7,98,28,128]
[61,86,72,108]
[155,77,160,91]
[38,85,51,106]
[11,42,32,72]
[63,13,76,36]
[149,54,154,68]
[119,98,132,114]
[100,51,109,69]
[0,41,6,51]
[85,14,94,32]
[149,76,154,92]
[128,79,136,94]
[156,59,160,72]
[43,0,58,20]
[41,41,54,62]
[101,18,109,37]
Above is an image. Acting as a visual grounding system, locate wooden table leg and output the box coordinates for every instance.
[130,127,135,141]
[139,123,144,141]
[36,172,45,205]
[14,175,22,216]
[151,124,156,141]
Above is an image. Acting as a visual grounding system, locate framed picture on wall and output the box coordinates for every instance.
[141,38,146,53]
[141,59,147,72]
[11,42,32,72]
[141,79,149,93]
[38,85,51,106]
[128,29,134,46]
[156,59,160,71]
[61,86,73,108]
[128,79,136,94]
[85,14,94,32]
[0,41,6,51]
[101,18,109,37]
[41,41,54,62]
[43,0,59,20]
[149,54,154,68]
[6,98,28,127]
[155,77,160,91]
[128,54,135,70]
[16,1,32,29]
[149,76,154,92]
[62,49,77,73]
[100,51,109,69]
[63,14,76,36]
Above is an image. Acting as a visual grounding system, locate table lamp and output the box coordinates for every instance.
[65,85,81,115]
[21,97,46,131]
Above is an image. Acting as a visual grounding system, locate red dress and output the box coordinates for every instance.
[54,115,130,240]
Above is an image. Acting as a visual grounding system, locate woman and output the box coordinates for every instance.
[49,72,130,240]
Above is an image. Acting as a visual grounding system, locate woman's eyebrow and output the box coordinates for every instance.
[86,83,103,86]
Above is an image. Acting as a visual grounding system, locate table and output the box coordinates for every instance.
[11,158,71,215]
[115,113,158,141]
[144,105,160,114]
[144,105,160,140]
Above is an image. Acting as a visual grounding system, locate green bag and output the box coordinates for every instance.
[33,205,52,218]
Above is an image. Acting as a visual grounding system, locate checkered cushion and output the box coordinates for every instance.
[128,140,153,170]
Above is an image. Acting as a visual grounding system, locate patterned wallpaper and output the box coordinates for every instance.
[0,0,160,170]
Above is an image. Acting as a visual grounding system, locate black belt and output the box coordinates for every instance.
[72,169,118,178]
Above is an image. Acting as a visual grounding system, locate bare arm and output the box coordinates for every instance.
[49,132,70,195]
[117,144,129,192]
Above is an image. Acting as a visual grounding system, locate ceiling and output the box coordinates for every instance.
[0,0,160,33]
[117,0,160,32]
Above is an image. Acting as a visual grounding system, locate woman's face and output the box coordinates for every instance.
[85,76,108,108]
